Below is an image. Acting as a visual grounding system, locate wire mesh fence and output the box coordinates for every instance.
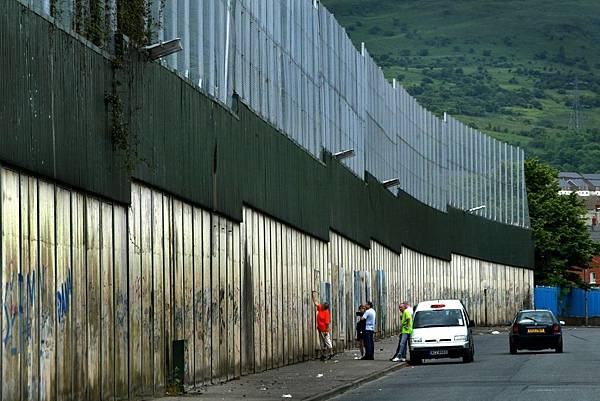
[21,0,530,227]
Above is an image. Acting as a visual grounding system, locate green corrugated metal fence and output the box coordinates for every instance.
[0,1,129,203]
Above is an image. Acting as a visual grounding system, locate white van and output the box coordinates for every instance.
[409,300,475,365]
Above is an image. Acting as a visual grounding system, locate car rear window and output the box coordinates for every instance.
[413,309,465,328]
[517,311,555,324]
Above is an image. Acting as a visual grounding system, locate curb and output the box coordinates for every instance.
[302,361,409,401]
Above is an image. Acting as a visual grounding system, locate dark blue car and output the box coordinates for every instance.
[509,309,564,354]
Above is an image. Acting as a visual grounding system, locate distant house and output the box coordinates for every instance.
[559,172,600,196]
[558,172,600,240]
[558,171,582,195]
[569,257,600,287]
[582,173,600,196]
[559,172,600,285]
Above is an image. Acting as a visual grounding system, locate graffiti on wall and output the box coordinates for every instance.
[2,266,73,356]
[56,269,73,323]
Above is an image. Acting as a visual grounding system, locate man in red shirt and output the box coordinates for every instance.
[312,290,334,361]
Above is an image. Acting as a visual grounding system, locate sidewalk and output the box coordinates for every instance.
[148,328,502,401]
[147,336,407,401]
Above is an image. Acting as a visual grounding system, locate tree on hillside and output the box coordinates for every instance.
[525,158,596,287]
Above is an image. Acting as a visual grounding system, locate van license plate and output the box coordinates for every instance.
[429,350,448,356]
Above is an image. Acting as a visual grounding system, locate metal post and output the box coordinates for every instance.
[585,274,589,327]
[484,288,488,327]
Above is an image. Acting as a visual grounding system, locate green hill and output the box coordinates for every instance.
[321,0,600,172]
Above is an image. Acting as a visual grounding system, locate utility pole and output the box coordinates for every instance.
[585,268,589,327]
[568,78,584,133]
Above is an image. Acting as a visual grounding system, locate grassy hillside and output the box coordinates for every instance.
[321,0,600,172]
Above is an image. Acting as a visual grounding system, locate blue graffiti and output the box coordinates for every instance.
[22,270,36,342]
[2,266,73,354]
[2,301,18,347]
[26,270,36,306]
[56,269,73,323]
[2,273,17,347]
[2,272,35,346]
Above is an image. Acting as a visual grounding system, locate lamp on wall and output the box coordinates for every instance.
[382,178,400,189]
[333,149,355,161]
[143,38,183,61]
[467,205,486,213]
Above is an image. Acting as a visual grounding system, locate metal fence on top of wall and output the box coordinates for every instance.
[18,0,530,227]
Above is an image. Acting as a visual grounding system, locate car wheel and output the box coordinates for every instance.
[509,342,517,354]
[410,356,422,365]
[555,340,563,353]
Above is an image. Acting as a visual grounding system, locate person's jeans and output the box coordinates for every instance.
[394,333,410,359]
[364,330,375,359]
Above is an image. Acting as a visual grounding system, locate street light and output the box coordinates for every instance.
[382,178,400,189]
[333,149,355,161]
[467,205,486,213]
[142,38,183,61]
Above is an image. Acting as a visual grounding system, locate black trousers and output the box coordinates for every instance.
[364,330,375,359]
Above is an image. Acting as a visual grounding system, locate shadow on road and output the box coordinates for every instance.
[510,351,564,355]
[411,359,474,366]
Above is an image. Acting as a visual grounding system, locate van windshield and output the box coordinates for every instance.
[413,309,465,328]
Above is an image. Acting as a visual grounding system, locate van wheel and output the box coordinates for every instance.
[410,356,422,365]
[463,348,474,363]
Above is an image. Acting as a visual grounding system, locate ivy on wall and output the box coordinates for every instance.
[46,0,167,173]
[115,0,167,46]
[87,0,106,46]
[49,0,166,49]
[116,0,150,45]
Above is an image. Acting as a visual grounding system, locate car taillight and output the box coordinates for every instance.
[552,324,560,333]
[512,324,519,334]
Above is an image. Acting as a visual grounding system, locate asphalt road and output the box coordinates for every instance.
[331,327,600,401]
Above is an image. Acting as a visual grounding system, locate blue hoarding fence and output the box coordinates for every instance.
[534,286,600,317]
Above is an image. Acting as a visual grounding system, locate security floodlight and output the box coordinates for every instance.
[143,38,183,61]
[382,178,400,189]
[333,149,355,161]
[467,205,486,213]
